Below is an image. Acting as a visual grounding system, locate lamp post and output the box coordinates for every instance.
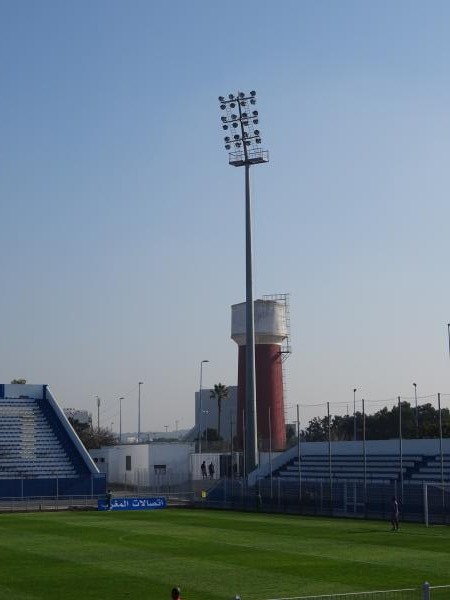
[119,397,124,443]
[413,383,418,438]
[198,359,209,454]
[138,382,143,443]
[96,396,101,433]
[447,324,450,360]
[353,388,357,441]
[218,90,268,475]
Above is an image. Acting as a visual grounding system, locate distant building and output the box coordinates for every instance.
[195,385,237,442]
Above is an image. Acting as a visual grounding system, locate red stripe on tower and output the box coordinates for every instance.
[232,299,287,451]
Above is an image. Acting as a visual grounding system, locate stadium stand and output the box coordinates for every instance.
[276,454,427,482]
[0,383,105,499]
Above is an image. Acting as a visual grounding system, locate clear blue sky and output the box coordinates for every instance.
[2,0,450,433]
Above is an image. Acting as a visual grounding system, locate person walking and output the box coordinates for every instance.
[208,461,215,479]
[391,496,399,531]
[201,461,207,479]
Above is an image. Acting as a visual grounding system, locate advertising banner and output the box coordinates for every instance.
[98,497,166,511]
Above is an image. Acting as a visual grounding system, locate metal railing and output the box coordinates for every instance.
[259,583,450,600]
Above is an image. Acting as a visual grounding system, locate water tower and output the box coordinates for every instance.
[231,296,291,451]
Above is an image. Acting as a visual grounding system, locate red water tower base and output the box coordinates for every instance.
[236,344,286,451]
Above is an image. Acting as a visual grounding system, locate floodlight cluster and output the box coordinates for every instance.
[218,91,262,152]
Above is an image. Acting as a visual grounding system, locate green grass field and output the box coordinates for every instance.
[0,508,449,599]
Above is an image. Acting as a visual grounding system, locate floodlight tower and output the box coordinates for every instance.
[218,91,269,474]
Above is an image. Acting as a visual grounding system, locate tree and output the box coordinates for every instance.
[68,417,116,450]
[10,378,27,384]
[210,383,229,440]
[301,400,450,441]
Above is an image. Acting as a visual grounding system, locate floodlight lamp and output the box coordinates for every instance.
[253,119,258,124]
[231,114,237,120]
[230,102,236,108]
[252,110,258,116]
[225,144,231,150]
[239,92,245,98]
[242,112,248,118]
[243,132,248,138]
[240,101,246,106]
[220,104,226,110]
[235,141,241,147]
[232,122,238,128]
[228,94,234,100]
[218,96,225,102]
[224,136,230,142]
[256,138,261,143]
[254,129,260,136]
[234,134,240,140]
[223,125,228,130]
[250,90,256,96]
[221,116,227,122]
[242,120,248,126]
[250,98,256,105]
[245,140,251,146]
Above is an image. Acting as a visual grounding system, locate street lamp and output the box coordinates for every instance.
[413,383,418,438]
[198,359,209,454]
[138,382,143,443]
[353,388,357,441]
[218,90,269,475]
[96,396,101,433]
[119,397,124,443]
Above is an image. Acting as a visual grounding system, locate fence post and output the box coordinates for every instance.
[422,581,430,600]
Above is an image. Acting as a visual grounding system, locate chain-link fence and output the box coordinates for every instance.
[198,476,450,524]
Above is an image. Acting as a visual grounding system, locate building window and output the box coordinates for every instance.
[100,457,105,463]
[126,455,132,471]
[154,464,166,475]
[93,458,98,463]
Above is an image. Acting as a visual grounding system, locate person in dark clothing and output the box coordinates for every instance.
[171,587,181,599]
[201,461,207,479]
[208,461,215,479]
[105,489,112,511]
[391,496,399,531]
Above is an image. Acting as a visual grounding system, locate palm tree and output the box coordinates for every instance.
[210,383,229,440]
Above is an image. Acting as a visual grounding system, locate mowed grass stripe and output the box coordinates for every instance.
[0,509,449,600]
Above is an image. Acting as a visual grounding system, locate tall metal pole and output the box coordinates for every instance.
[138,382,143,443]
[413,383,418,438]
[447,324,450,361]
[353,388,357,441]
[362,398,367,507]
[244,163,258,474]
[297,404,301,503]
[327,401,332,510]
[438,392,444,511]
[96,396,100,432]
[398,396,403,501]
[218,90,268,477]
[119,397,124,444]
[198,360,209,454]
[269,406,273,499]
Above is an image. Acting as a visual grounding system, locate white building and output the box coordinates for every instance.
[90,442,194,487]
